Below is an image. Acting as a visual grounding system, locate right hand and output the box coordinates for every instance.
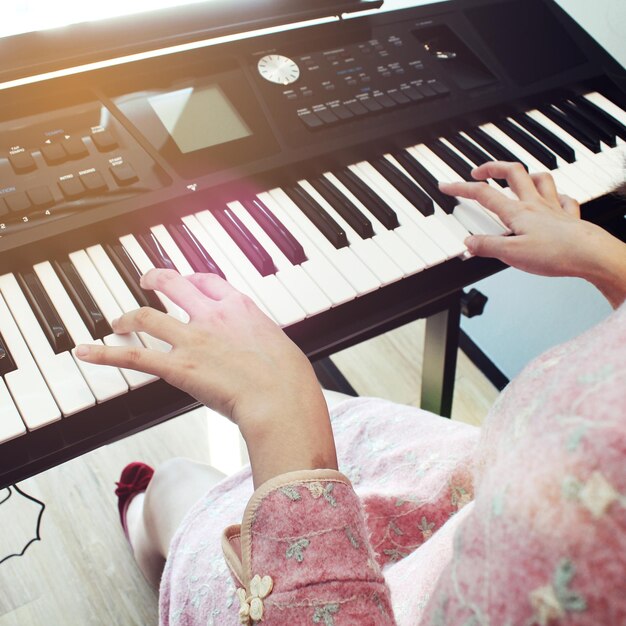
[439,161,626,307]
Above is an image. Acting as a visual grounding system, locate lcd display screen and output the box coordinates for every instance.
[149,85,252,154]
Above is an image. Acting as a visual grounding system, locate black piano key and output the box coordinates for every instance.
[427,139,474,181]
[105,242,167,312]
[571,95,626,142]
[53,259,112,340]
[137,231,177,271]
[214,206,277,275]
[242,197,306,265]
[446,133,492,167]
[371,157,435,216]
[513,112,576,163]
[0,332,17,376]
[393,150,459,214]
[466,127,528,170]
[310,177,374,239]
[495,118,558,170]
[166,223,225,279]
[284,186,349,249]
[445,134,508,187]
[17,270,74,354]
[540,104,601,153]
[334,168,399,230]
[560,99,617,147]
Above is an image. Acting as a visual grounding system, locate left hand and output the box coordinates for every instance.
[76,269,338,487]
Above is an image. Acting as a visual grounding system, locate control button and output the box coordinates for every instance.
[0,198,7,217]
[347,79,358,86]
[345,100,368,116]
[109,162,139,186]
[402,87,424,102]
[8,150,36,174]
[324,84,336,91]
[41,142,67,165]
[303,90,314,97]
[417,84,437,98]
[27,186,55,208]
[299,112,324,129]
[360,98,383,112]
[329,105,354,120]
[382,72,392,78]
[286,93,298,100]
[316,108,339,124]
[91,130,118,152]
[58,175,86,199]
[80,170,108,193]
[388,90,410,105]
[374,94,396,108]
[62,136,89,158]
[429,80,450,95]
[360,76,371,83]
[6,191,32,213]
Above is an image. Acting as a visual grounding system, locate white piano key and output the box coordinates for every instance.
[119,234,189,323]
[408,145,508,237]
[0,273,95,416]
[348,162,447,267]
[498,110,606,197]
[267,187,380,296]
[256,191,357,305]
[69,250,156,389]
[323,171,426,276]
[227,200,332,316]
[178,215,272,319]
[383,153,469,258]
[34,261,128,403]
[149,225,195,276]
[86,244,170,354]
[0,292,60,429]
[480,121,597,201]
[194,209,306,327]
[0,378,26,443]
[298,179,404,285]
[584,91,626,127]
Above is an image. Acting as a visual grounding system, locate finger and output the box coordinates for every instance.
[186,273,237,301]
[471,161,540,201]
[140,268,209,313]
[111,307,188,344]
[75,342,163,376]
[558,194,581,218]
[465,234,515,261]
[530,172,559,205]
[439,181,519,223]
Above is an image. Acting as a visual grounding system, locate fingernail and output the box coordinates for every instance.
[465,236,476,250]
[75,345,90,357]
[111,317,120,329]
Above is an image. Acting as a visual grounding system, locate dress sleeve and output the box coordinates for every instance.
[221,468,396,625]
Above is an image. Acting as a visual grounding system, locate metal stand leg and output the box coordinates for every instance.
[420,294,461,418]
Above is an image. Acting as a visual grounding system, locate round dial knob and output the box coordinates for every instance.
[257,54,300,85]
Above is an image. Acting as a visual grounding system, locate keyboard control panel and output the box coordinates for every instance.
[0,98,171,236]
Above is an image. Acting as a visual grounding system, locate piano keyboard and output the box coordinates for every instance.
[1,90,625,445]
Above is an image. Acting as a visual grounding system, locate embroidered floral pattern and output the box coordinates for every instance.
[285,538,310,562]
[313,603,340,625]
[578,471,620,518]
[529,559,586,626]
[418,516,435,540]
[280,486,301,501]
[236,575,274,625]
[345,526,360,549]
[306,482,337,506]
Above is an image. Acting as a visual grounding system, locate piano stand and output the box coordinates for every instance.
[313,291,462,419]
[421,294,461,418]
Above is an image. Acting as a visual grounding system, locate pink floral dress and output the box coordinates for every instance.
[159,303,626,625]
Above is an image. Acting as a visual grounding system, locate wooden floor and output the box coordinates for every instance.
[0,318,499,626]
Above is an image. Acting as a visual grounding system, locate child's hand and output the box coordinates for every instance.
[76,269,337,486]
[440,161,626,307]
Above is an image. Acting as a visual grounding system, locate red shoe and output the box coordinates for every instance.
[115,462,154,541]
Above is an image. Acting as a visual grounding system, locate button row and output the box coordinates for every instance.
[298,79,449,129]
[0,163,138,216]
[6,130,119,175]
